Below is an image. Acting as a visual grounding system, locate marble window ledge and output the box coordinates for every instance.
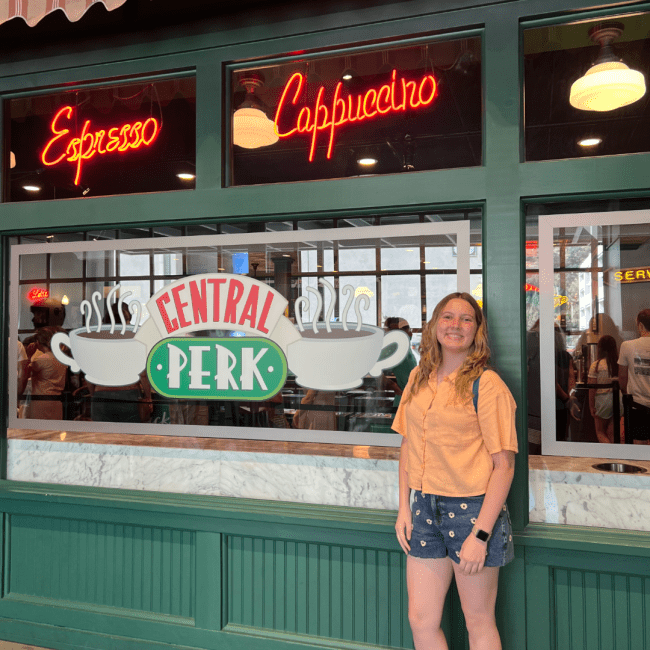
[529,455,650,532]
[6,431,650,531]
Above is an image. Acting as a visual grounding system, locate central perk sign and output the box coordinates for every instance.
[51,273,410,402]
[273,69,438,162]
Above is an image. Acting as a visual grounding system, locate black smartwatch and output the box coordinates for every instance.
[472,525,491,543]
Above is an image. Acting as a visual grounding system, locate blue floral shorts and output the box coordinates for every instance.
[408,490,514,567]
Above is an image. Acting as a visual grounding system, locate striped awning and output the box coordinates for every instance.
[1,0,128,28]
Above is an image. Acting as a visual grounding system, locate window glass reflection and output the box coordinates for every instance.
[12,211,481,445]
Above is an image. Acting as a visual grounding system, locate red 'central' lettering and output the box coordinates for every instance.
[274,70,438,162]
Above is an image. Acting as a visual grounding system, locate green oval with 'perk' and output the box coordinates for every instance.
[147,337,287,400]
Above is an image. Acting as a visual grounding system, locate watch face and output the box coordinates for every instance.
[475,528,490,542]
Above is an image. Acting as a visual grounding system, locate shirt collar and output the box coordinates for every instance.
[428,367,459,387]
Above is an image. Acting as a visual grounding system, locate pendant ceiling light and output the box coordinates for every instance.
[232,73,279,149]
[570,23,646,112]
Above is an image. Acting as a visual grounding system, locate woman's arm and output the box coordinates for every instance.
[458,450,515,575]
[395,437,412,554]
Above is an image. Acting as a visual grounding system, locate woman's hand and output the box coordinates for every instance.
[458,534,487,575]
[395,506,412,554]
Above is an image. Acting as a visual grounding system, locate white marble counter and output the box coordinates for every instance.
[529,455,650,531]
[7,439,400,510]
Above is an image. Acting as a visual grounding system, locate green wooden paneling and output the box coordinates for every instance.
[526,542,650,650]
[7,515,195,619]
[226,535,414,649]
[551,568,650,650]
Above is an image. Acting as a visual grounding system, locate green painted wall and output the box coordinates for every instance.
[1,0,650,649]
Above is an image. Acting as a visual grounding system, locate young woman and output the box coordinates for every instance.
[588,335,620,444]
[393,292,518,650]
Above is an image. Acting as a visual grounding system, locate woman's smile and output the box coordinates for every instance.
[436,298,478,354]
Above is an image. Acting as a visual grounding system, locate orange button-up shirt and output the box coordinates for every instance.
[392,368,518,497]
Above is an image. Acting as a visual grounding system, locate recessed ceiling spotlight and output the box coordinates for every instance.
[578,137,602,147]
[358,157,378,166]
[177,173,195,181]
[23,185,41,192]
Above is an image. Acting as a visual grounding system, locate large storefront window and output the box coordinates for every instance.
[10,210,482,447]
[229,35,482,185]
[524,12,649,162]
[526,200,650,459]
[526,200,650,531]
[5,74,196,201]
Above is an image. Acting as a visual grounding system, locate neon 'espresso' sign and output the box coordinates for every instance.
[40,105,160,186]
[273,69,438,162]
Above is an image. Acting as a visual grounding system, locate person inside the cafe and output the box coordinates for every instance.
[618,308,650,440]
[588,335,620,445]
[383,317,418,407]
[393,292,518,650]
[24,326,68,420]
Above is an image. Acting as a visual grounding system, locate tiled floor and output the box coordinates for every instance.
[0,642,53,650]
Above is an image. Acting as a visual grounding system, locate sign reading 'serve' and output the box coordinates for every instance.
[148,337,287,400]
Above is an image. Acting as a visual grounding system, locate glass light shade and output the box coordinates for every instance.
[570,61,646,112]
[232,107,279,149]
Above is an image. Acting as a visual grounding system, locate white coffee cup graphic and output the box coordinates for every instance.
[52,325,147,386]
[287,322,409,390]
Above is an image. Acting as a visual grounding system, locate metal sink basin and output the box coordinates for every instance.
[592,463,647,474]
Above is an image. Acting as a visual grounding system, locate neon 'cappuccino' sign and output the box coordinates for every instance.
[40,105,160,186]
[273,70,438,162]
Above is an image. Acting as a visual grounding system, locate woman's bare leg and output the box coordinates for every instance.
[453,563,501,650]
[594,416,613,444]
[407,555,454,649]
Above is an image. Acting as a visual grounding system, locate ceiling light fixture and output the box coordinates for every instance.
[578,137,602,147]
[23,185,41,192]
[232,73,279,149]
[570,23,646,112]
[358,157,378,166]
[341,55,358,83]
[177,172,195,180]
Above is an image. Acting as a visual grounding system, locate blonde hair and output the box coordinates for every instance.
[405,292,490,404]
